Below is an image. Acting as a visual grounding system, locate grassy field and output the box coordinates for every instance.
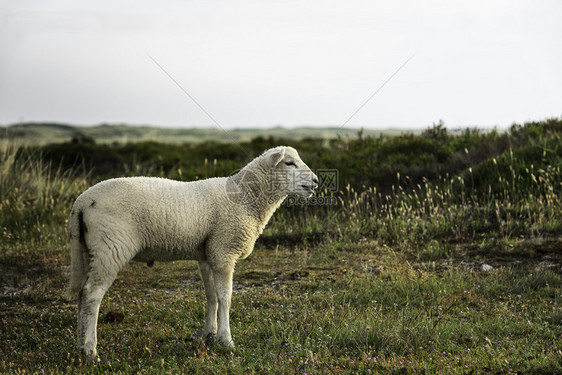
[1,119,561,374]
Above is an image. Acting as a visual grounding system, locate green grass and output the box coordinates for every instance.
[1,242,560,374]
[1,119,561,374]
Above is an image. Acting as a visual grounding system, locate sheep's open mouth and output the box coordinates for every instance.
[301,185,314,193]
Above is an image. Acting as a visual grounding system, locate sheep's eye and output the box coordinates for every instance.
[285,161,296,167]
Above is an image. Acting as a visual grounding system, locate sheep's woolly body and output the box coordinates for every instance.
[67,146,317,360]
[70,177,260,284]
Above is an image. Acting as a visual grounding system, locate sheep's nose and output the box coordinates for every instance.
[312,176,319,188]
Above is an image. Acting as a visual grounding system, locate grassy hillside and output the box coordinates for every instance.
[0,122,402,145]
[0,118,560,374]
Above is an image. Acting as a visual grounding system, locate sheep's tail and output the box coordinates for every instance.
[66,208,89,299]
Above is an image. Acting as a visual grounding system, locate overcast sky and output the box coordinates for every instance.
[1,0,561,129]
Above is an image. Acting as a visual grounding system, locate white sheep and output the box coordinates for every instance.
[67,146,318,360]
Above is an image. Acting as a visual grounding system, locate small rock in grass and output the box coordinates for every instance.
[481,264,493,272]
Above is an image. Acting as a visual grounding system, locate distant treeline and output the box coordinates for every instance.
[14,118,562,197]
[0,122,393,145]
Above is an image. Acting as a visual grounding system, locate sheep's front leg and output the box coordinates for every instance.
[212,267,235,348]
[198,261,218,341]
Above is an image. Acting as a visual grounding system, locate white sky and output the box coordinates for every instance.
[1,0,561,129]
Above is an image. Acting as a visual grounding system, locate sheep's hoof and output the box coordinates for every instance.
[79,347,100,363]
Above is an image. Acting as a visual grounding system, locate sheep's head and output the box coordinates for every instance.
[265,146,319,198]
[226,146,318,206]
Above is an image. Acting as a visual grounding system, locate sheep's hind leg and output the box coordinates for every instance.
[77,242,132,361]
[197,261,218,342]
[77,277,114,362]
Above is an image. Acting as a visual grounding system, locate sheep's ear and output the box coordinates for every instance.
[268,149,285,167]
